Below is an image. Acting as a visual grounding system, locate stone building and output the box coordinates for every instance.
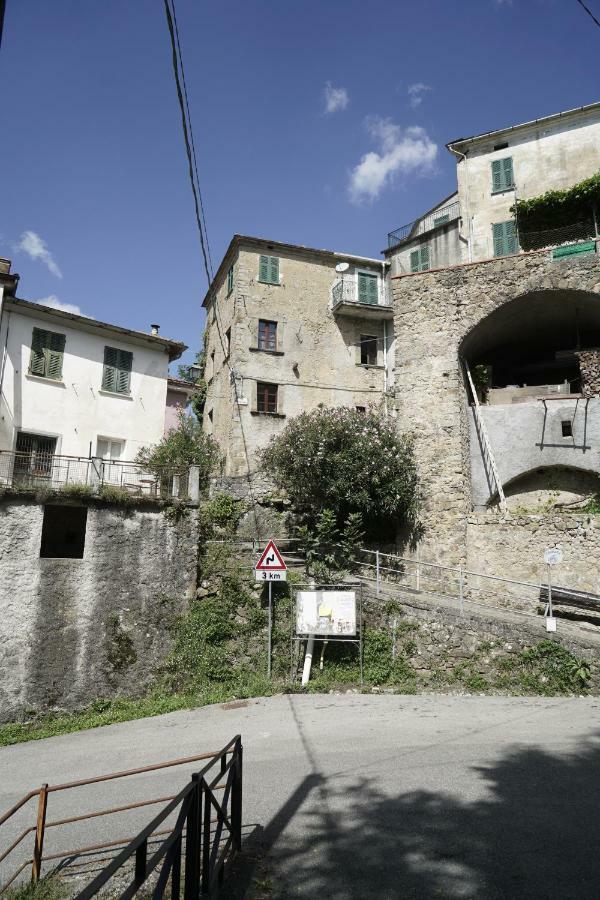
[203,101,600,592]
[202,235,392,476]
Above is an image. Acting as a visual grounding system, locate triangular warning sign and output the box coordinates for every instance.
[256,540,287,571]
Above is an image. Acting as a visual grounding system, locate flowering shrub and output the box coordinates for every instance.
[260,406,418,537]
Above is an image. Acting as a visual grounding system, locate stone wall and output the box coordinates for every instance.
[0,497,199,722]
[577,349,600,398]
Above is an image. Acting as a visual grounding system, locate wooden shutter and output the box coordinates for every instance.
[503,157,514,189]
[102,346,118,391]
[29,328,47,376]
[420,246,430,271]
[116,349,132,393]
[46,331,65,379]
[491,159,503,192]
[268,256,279,284]
[492,222,505,256]
[433,213,449,227]
[259,255,269,282]
[504,220,517,255]
[410,250,420,273]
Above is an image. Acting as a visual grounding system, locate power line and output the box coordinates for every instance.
[163,0,262,540]
[576,0,600,29]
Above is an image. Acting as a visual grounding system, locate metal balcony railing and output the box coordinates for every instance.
[331,279,391,308]
[0,451,196,501]
[388,200,461,249]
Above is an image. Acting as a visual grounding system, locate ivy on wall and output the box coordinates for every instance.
[513,171,600,249]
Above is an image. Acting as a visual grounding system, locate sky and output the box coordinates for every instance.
[1,0,599,370]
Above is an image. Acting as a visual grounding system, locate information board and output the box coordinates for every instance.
[296,591,356,636]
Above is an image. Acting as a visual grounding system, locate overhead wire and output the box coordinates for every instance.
[575,0,600,29]
[163,0,262,540]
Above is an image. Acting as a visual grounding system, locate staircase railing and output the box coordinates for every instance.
[463,359,507,513]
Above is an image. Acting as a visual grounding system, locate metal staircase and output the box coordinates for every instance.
[463,359,508,513]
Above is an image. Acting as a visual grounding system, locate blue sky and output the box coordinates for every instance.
[1,0,598,368]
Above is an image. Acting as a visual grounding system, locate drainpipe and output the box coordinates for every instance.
[448,146,472,262]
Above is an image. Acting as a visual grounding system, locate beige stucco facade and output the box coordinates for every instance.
[203,237,392,476]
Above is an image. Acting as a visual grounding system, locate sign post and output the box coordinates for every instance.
[255,540,287,678]
[544,547,562,632]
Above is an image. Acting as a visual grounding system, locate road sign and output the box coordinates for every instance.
[255,540,287,582]
[544,548,563,566]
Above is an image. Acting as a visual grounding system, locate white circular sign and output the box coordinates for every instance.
[544,548,563,566]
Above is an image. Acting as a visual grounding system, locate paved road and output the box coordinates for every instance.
[2,694,600,898]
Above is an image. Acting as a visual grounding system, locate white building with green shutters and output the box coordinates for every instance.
[0,265,185,467]
[386,100,600,274]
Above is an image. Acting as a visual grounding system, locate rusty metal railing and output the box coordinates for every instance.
[0,740,242,895]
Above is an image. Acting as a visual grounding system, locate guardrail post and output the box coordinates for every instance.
[184,774,201,900]
[31,784,48,883]
[375,550,380,597]
[201,779,212,896]
[232,739,243,853]
[134,838,147,887]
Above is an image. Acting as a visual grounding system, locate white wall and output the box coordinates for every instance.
[0,307,170,459]
[457,107,600,261]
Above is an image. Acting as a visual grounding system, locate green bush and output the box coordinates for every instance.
[136,412,220,493]
[260,405,418,539]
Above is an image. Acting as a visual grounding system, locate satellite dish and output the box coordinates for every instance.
[335,262,350,273]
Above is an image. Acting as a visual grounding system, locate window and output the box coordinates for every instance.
[14,432,57,486]
[561,420,573,438]
[491,157,514,193]
[360,335,378,366]
[102,347,133,394]
[355,406,366,414]
[225,327,231,357]
[256,382,278,413]
[357,272,379,305]
[258,255,280,285]
[493,141,509,151]
[29,328,66,380]
[40,505,87,559]
[96,438,124,460]
[492,220,518,257]
[410,246,430,272]
[258,319,277,351]
[433,213,450,228]
[227,265,234,295]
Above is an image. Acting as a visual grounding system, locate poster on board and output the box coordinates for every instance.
[296,591,356,636]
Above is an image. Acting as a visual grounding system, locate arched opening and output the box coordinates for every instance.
[489,465,600,512]
[461,289,600,404]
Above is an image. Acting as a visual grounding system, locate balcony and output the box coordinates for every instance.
[331,279,393,319]
[0,451,199,502]
[388,200,461,250]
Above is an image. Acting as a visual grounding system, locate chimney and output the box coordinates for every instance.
[151,323,160,335]
[0,258,11,275]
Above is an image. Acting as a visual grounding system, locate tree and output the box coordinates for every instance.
[177,349,207,423]
[260,406,418,539]
[136,411,220,493]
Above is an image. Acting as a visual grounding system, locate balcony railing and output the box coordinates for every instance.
[388,200,461,249]
[0,451,199,502]
[331,279,391,308]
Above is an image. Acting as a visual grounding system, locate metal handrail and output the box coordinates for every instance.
[388,200,461,249]
[331,279,391,308]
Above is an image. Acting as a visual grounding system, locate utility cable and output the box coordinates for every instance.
[163,0,262,540]
[576,0,600,29]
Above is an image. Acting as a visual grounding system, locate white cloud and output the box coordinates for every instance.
[407,82,432,109]
[16,231,62,278]
[34,295,82,316]
[348,118,438,204]
[323,82,349,114]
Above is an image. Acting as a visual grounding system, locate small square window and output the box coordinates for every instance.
[40,505,87,558]
[257,382,278,414]
[360,335,378,366]
[355,406,366,414]
[227,265,234,295]
[258,320,277,351]
[561,420,573,438]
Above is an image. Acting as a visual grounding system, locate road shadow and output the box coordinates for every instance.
[251,734,600,899]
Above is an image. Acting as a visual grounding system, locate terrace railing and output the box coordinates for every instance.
[0,451,198,502]
[331,279,391,308]
[388,200,461,249]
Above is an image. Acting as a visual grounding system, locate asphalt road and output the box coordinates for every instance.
[2,693,600,898]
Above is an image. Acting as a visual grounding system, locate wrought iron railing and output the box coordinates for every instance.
[0,451,195,502]
[388,200,461,249]
[331,279,390,308]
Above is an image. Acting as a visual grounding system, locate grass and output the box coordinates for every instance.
[2,877,67,900]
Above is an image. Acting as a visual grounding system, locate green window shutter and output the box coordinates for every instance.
[491,159,503,193]
[268,256,279,284]
[116,349,132,393]
[102,346,119,392]
[433,213,449,227]
[46,332,65,379]
[258,255,269,282]
[503,157,514,189]
[493,221,517,257]
[410,250,420,273]
[29,328,47,376]
[358,273,378,304]
[420,246,430,271]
